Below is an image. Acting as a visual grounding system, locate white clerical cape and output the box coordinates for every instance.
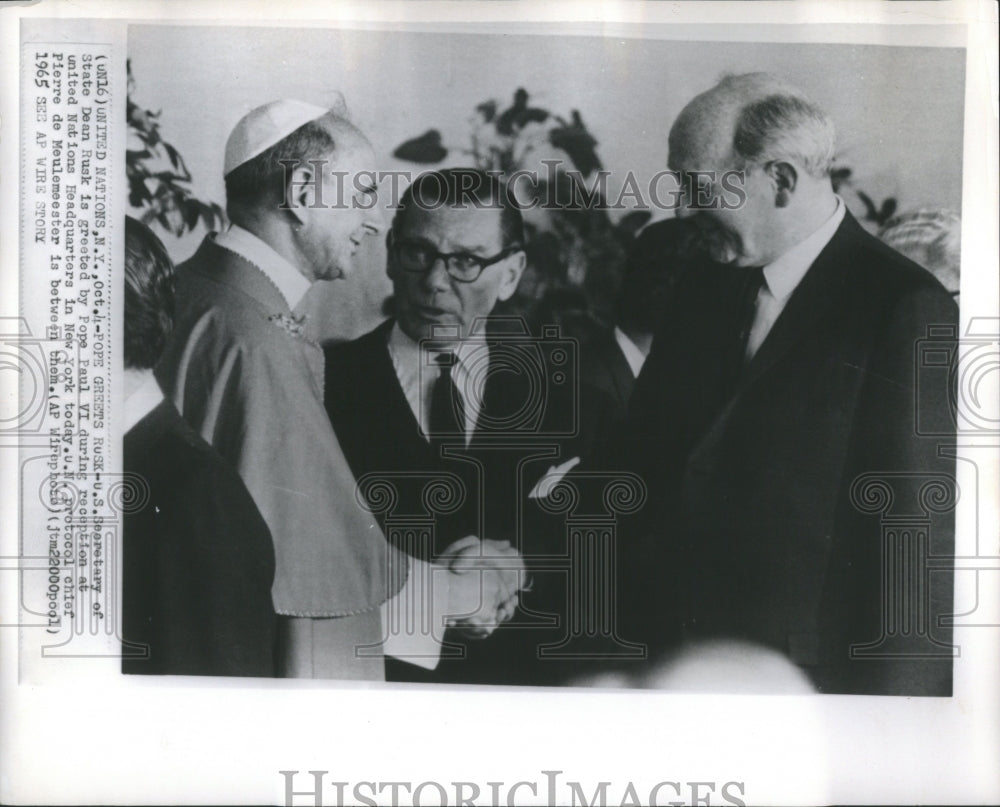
[157,234,417,679]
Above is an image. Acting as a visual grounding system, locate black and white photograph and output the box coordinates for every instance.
[120,17,969,693]
[2,2,998,805]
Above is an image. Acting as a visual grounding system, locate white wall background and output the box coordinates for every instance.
[128,25,966,340]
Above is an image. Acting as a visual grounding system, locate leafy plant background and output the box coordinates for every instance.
[126,72,901,339]
[393,88,899,340]
[127,61,226,238]
[393,88,652,340]
[830,166,898,229]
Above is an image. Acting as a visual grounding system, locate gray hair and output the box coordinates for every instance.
[714,73,837,179]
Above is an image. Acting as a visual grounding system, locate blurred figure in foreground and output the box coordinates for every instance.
[641,639,816,693]
[571,638,815,694]
[122,216,276,677]
[570,640,830,804]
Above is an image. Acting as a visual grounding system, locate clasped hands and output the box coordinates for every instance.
[438,536,526,639]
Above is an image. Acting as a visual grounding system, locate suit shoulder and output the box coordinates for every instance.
[323,321,392,405]
[324,321,391,378]
[844,221,948,294]
[844,226,958,322]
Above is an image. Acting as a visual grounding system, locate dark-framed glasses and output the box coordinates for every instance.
[391,236,522,283]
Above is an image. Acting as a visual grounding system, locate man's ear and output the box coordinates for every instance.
[283,162,316,225]
[496,250,527,302]
[765,160,798,208]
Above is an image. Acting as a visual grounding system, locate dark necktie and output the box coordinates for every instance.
[722,266,766,398]
[428,352,466,448]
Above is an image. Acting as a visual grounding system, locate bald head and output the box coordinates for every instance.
[665,73,840,266]
[669,72,835,179]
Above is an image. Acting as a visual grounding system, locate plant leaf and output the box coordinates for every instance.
[476,100,497,123]
[163,141,182,170]
[855,190,878,221]
[879,198,898,224]
[393,129,448,163]
[181,198,200,230]
[549,110,602,176]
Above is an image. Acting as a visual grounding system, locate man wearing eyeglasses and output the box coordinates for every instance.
[325,168,573,685]
[156,103,515,682]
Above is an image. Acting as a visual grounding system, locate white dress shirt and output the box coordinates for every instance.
[746,197,846,360]
[613,326,648,378]
[387,322,486,446]
[214,224,312,310]
[124,369,165,433]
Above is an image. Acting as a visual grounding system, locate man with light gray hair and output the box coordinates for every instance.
[156,100,517,680]
[610,73,958,695]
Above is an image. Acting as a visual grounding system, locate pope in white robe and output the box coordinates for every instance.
[156,100,514,679]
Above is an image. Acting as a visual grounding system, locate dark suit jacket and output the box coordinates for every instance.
[325,319,582,553]
[613,212,957,695]
[122,399,276,677]
[581,329,636,419]
[573,217,705,460]
[324,319,579,684]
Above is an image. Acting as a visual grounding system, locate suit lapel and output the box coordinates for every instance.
[370,320,434,459]
[470,322,525,446]
[736,213,857,396]
[685,214,859,472]
[604,334,637,409]
[471,341,507,446]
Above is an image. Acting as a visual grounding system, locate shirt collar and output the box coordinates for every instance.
[762,196,845,302]
[214,223,312,310]
[387,320,421,378]
[387,321,486,445]
[613,326,647,378]
[387,320,484,375]
[124,370,165,433]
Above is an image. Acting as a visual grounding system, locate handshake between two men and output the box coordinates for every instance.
[438,536,526,640]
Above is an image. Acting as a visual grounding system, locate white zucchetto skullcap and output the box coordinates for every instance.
[224,96,346,176]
